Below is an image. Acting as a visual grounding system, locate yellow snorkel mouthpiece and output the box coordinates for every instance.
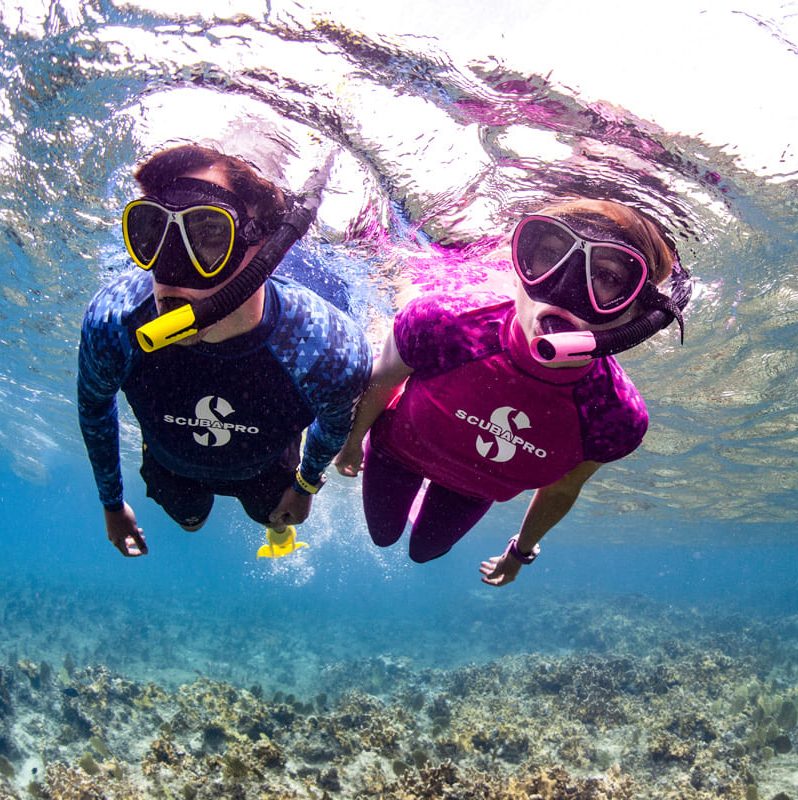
[256,525,308,559]
[136,304,199,352]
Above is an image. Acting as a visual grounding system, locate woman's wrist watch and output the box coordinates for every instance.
[292,469,327,496]
[506,535,541,565]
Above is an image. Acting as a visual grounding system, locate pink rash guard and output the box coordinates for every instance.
[369,293,648,502]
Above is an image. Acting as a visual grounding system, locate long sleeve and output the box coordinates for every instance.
[76,271,144,508]
[267,280,372,482]
[299,315,372,481]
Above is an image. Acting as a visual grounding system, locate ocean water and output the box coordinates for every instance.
[1,1,797,798]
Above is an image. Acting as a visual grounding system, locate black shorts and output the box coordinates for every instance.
[140,442,297,528]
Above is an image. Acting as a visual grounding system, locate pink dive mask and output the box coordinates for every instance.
[512,214,650,324]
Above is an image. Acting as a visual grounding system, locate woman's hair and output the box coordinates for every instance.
[133,144,289,225]
[537,198,677,284]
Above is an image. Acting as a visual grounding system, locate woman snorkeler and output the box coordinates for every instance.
[335,199,691,587]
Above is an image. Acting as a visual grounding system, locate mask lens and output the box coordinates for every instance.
[589,247,646,310]
[124,203,169,267]
[183,206,235,275]
[515,220,574,282]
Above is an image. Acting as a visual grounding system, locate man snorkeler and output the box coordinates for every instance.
[78,145,371,557]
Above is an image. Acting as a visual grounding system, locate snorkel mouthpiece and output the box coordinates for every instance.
[531,330,598,363]
[136,304,199,352]
[135,152,335,352]
[529,262,693,364]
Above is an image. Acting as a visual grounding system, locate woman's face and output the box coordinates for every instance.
[513,275,642,368]
[514,274,642,335]
[511,211,650,362]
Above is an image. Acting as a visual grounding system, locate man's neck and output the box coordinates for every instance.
[200,285,266,343]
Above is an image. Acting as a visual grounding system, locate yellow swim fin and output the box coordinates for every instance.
[256,525,308,559]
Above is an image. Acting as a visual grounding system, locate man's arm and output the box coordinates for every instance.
[295,328,373,484]
[266,286,373,527]
[274,287,373,485]
[76,272,151,509]
[77,323,127,511]
[77,288,148,556]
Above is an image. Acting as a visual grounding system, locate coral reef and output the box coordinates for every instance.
[0,634,795,799]
[2,577,798,799]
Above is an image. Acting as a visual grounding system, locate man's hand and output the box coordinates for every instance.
[333,442,364,477]
[104,503,148,557]
[269,486,312,530]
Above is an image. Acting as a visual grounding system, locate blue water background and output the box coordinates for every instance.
[2,443,796,693]
[0,0,796,697]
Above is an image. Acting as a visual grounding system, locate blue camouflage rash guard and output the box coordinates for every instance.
[77,269,372,510]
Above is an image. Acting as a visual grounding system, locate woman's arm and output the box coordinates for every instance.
[334,330,414,476]
[479,460,602,586]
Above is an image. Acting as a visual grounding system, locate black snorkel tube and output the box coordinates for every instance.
[529,261,693,364]
[135,154,335,353]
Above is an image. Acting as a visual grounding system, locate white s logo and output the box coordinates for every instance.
[476,406,531,462]
[193,395,234,447]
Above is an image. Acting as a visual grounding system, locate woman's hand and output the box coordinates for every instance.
[334,330,413,479]
[479,548,523,587]
[334,441,364,477]
[481,460,600,586]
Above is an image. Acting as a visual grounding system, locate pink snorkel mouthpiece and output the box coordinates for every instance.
[528,262,693,364]
[530,331,598,363]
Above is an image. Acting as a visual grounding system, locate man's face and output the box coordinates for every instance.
[146,165,264,344]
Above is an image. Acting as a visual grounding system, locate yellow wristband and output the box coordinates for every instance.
[294,469,324,495]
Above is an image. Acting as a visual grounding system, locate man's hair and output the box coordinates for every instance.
[537,198,678,285]
[133,145,289,225]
